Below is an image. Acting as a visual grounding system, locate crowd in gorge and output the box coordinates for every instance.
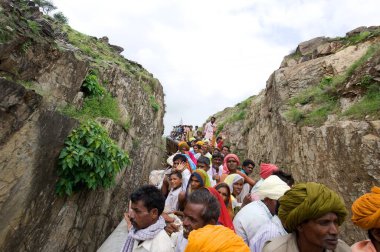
[116,117,379,252]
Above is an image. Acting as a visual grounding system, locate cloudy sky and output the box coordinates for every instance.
[54,0,380,135]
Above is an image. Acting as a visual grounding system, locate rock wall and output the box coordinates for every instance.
[0,2,164,251]
[213,29,380,244]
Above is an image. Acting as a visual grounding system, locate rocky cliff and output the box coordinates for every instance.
[213,26,380,243]
[0,1,164,251]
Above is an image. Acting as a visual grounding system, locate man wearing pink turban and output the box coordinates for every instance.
[251,163,279,197]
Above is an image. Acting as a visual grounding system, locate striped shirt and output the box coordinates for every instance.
[249,215,287,252]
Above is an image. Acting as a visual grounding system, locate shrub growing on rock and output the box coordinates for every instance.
[56,120,130,196]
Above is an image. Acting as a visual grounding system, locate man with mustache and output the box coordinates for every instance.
[181,188,249,251]
[122,185,174,252]
[263,182,351,252]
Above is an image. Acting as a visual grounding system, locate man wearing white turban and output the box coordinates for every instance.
[233,175,291,246]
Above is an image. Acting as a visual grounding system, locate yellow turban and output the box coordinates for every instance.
[352,186,380,230]
[278,182,348,232]
[185,225,249,252]
[196,140,204,146]
[178,141,190,151]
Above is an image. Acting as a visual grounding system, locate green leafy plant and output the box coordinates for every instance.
[56,120,130,196]
[82,70,105,97]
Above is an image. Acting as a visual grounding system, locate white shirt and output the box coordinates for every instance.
[174,233,188,252]
[164,187,182,213]
[206,167,216,186]
[212,165,223,177]
[132,229,175,252]
[204,122,216,140]
[181,169,191,191]
[233,200,273,245]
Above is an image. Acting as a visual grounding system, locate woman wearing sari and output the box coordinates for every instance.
[224,174,245,214]
[178,169,211,211]
[215,182,235,220]
[178,169,234,229]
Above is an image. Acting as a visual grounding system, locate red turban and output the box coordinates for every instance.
[259,163,279,179]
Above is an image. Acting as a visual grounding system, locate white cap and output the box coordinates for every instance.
[256,175,290,200]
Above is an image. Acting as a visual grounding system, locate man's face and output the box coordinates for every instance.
[183,203,206,239]
[242,164,254,175]
[197,162,209,172]
[193,145,199,153]
[211,117,216,123]
[173,160,180,169]
[128,200,156,230]
[212,157,222,168]
[173,159,185,170]
[190,175,202,190]
[222,147,229,156]
[201,144,208,153]
[298,212,340,251]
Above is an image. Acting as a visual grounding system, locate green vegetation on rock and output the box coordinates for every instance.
[61,70,126,127]
[56,120,130,196]
[149,95,160,112]
[285,43,380,125]
[81,70,105,97]
[340,30,380,45]
[61,25,161,112]
[215,96,252,135]
[344,80,380,118]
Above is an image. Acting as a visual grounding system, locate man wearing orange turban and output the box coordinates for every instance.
[351,186,380,252]
[183,188,249,252]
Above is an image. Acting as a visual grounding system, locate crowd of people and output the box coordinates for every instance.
[169,117,218,143]
[120,117,379,252]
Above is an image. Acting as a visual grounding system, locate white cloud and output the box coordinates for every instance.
[54,0,380,134]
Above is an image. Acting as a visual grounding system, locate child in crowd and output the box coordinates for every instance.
[162,171,184,245]
[164,171,183,214]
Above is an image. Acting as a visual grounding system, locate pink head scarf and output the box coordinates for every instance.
[259,163,279,179]
[222,154,240,174]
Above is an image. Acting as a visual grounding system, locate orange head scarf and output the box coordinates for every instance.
[222,154,240,174]
[352,186,380,230]
[185,225,249,252]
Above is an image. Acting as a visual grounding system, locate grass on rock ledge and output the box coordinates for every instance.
[285,43,380,126]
